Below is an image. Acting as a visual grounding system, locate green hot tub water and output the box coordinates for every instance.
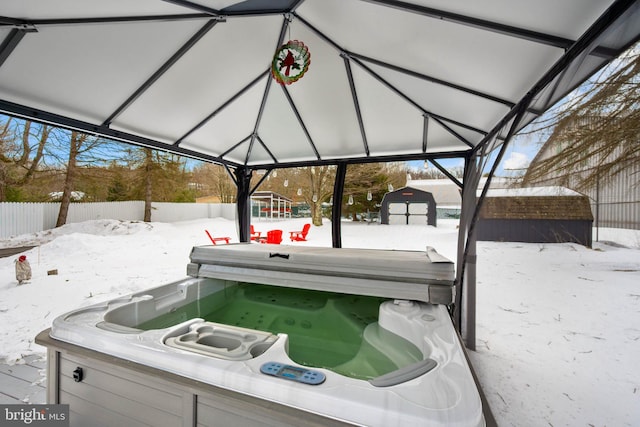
[137,283,423,380]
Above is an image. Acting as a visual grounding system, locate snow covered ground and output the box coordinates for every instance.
[1,217,639,426]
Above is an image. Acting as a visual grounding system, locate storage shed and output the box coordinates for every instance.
[380,187,437,226]
[476,187,594,247]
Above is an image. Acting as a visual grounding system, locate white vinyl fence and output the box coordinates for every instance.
[0,202,236,239]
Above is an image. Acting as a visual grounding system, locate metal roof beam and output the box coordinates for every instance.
[244,150,468,170]
[430,159,463,188]
[0,14,220,27]
[422,115,428,153]
[342,55,370,156]
[175,69,269,146]
[255,135,279,164]
[348,52,516,109]
[248,75,274,164]
[0,17,39,31]
[289,0,308,13]
[244,136,256,165]
[361,0,618,59]
[0,17,28,26]
[0,98,236,166]
[224,163,238,186]
[220,134,252,158]
[161,0,304,18]
[0,28,29,68]
[159,0,224,17]
[296,13,483,146]
[246,16,291,165]
[348,56,480,147]
[294,13,342,51]
[104,18,221,127]
[250,169,271,194]
[280,85,321,160]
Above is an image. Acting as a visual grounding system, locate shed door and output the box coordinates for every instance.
[388,203,407,224]
[407,203,429,225]
[388,202,430,225]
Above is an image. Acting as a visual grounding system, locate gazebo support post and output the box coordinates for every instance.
[235,166,253,242]
[464,228,477,351]
[455,155,479,350]
[331,162,347,248]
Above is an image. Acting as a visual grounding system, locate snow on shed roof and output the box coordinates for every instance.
[482,186,583,198]
[479,188,593,220]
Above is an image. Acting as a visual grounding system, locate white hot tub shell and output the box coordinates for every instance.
[40,243,485,427]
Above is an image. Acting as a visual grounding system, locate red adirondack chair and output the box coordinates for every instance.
[205,230,230,245]
[260,229,283,244]
[289,223,311,241]
[250,225,261,241]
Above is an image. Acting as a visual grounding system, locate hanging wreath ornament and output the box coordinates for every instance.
[271,40,311,85]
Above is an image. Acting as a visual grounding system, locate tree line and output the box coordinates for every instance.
[0,117,201,224]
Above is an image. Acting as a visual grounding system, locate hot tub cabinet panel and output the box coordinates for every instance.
[38,244,485,427]
[37,332,350,427]
[54,349,193,427]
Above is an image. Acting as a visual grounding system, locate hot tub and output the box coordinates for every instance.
[40,244,485,427]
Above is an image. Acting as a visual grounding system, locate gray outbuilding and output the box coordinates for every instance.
[380,187,437,226]
[476,187,594,247]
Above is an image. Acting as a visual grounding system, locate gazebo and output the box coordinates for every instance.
[1,0,638,350]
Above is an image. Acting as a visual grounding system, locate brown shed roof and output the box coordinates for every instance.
[479,195,593,221]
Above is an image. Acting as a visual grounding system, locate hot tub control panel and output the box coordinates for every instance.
[260,362,325,385]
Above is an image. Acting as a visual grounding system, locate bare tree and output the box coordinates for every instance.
[0,117,51,201]
[143,148,154,222]
[524,46,640,190]
[52,129,125,226]
[191,163,236,203]
[289,166,335,226]
[250,166,335,226]
[55,131,89,226]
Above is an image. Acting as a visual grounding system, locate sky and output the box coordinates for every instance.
[1,217,639,426]
[406,142,538,177]
[405,118,546,177]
